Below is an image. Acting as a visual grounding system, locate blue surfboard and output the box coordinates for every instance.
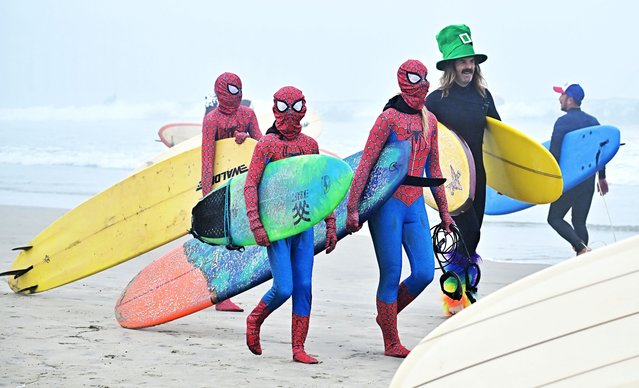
[116,141,411,328]
[485,125,621,215]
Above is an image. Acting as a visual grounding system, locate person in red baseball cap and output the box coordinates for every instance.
[547,83,608,256]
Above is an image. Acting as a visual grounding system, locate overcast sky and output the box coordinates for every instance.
[1,0,637,110]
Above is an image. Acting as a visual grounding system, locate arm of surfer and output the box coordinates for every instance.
[235,131,249,144]
[244,144,271,247]
[549,118,569,162]
[247,110,263,141]
[426,112,455,233]
[324,213,337,254]
[597,177,609,195]
[251,223,271,247]
[235,109,262,144]
[346,116,390,233]
[486,90,501,121]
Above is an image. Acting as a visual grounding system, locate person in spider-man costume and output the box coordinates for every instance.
[346,59,455,358]
[243,86,338,364]
[201,72,263,312]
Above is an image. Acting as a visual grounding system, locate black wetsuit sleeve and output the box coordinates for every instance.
[485,90,501,121]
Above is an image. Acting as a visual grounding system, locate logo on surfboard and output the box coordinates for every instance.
[213,164,249,184]
[446,165,463,196]
[291,190,311,225]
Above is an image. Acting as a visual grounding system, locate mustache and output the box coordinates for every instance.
[461,68,474,75]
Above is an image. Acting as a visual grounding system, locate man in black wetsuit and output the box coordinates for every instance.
[547,83,607,256]
[425,24,500,315]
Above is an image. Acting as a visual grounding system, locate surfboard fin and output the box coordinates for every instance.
[225,244,245,252]
[0,265,33,278]
[17,285,38,294]
[12,246,33,251]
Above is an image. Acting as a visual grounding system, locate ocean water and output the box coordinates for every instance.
[0,99,637,264]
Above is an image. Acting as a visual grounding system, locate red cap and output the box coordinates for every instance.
[553,83,585,102]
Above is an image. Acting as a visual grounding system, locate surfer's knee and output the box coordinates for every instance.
[411,267,434,290]
[271,283,294,304]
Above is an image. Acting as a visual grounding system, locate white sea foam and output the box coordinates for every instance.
[0,101,202,122]
[0,99,637,208]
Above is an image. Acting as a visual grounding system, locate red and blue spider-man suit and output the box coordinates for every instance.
[346,59,454,358]
[201,72,262,196]
[243,86,338,364]
[201,72,262,312]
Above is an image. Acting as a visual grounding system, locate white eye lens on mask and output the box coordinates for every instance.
[276,100,288,112]
[292,100,304,112]
[407,72,421,84]
[228,84,240,95]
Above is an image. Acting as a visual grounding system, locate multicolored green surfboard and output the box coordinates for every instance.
[191,154,353,247]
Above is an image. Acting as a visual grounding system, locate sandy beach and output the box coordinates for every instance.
[0,205,547,387]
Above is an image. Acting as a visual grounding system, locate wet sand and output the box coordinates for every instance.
[0,205,546,387]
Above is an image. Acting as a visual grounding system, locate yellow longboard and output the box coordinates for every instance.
[4,138,256,294]
[424,122,475,216]
[131,134,203,175]
[483,117,562,204]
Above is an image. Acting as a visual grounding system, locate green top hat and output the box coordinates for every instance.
[435,24,487,70]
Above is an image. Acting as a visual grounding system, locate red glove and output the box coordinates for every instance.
[440,212,455,234]
[325,217,337,254]
[235,131,250,144]
[346,210,362,233]
[251,223,271,247]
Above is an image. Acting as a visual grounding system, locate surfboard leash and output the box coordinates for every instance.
[430,224,480,303]
[597,181,617,242]
[595,144,617,242]
[222,178,244,252]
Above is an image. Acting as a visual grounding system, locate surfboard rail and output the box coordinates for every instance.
[5,138,256,294]
[391,235,639,387]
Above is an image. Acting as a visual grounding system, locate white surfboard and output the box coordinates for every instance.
[391,235,639,387]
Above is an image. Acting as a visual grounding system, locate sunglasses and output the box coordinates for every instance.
[431,224,481,302]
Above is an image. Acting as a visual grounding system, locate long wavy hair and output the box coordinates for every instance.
[438,60,488,98]
[420,107,431,134]
[390,93,432,134]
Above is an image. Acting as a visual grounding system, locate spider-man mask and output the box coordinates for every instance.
[397,60,430,111]
[272,86,306,140]
[214,72,242,115]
